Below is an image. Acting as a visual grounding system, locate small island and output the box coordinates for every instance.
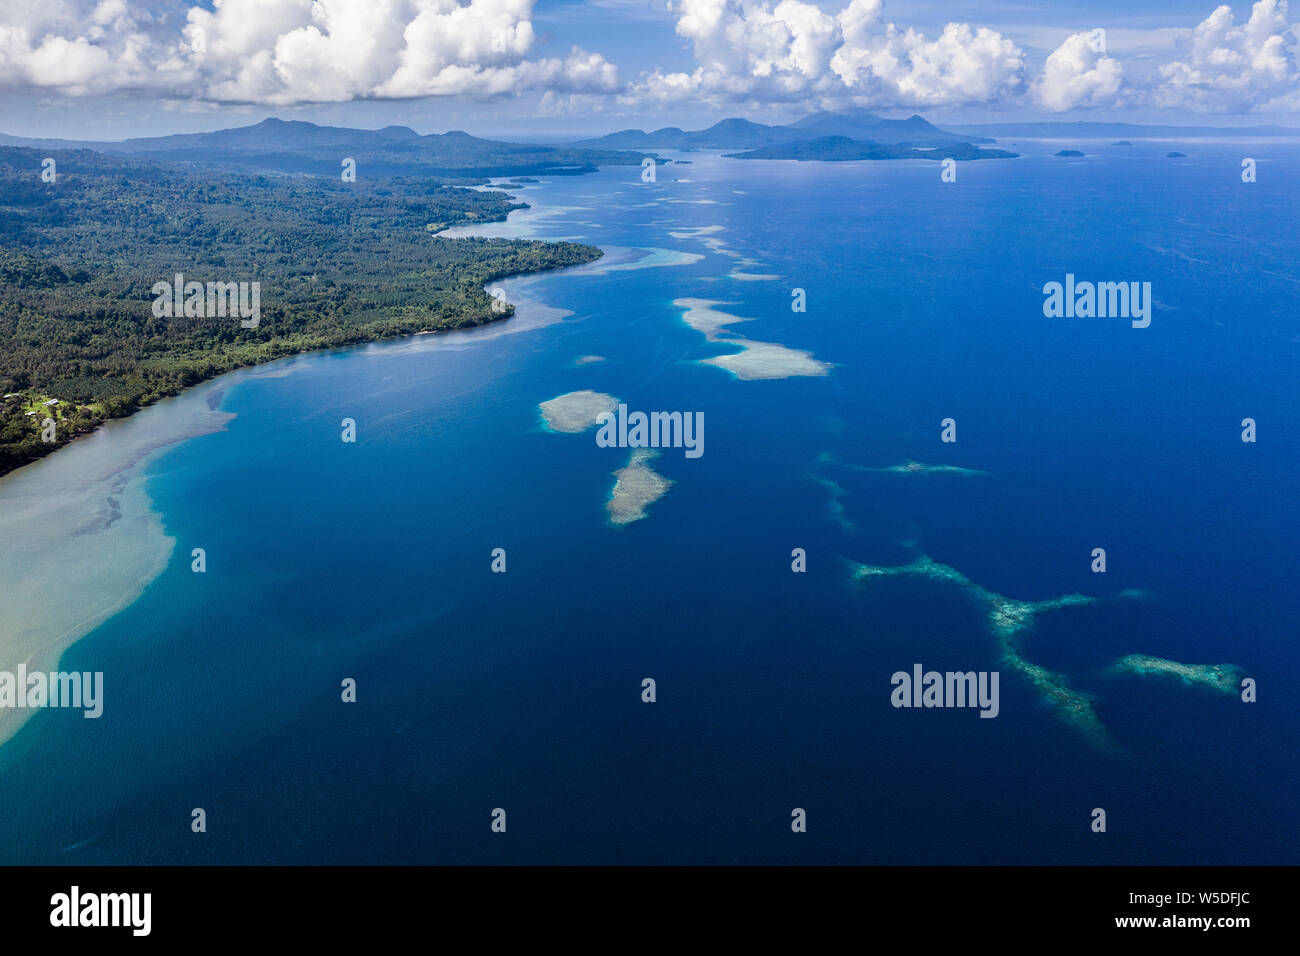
[1056,149,1085,157]
[1167,151,1187,158]
[1112,141,1132,146]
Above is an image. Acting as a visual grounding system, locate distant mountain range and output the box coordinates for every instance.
[575,111,1300,162]
[0,118,650,178]
[6,113,1296,180]
[575,109,995,149]
[0,118,427,154]
[0,112,998,176]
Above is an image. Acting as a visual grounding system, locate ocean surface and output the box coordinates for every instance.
[0,140,1296,864]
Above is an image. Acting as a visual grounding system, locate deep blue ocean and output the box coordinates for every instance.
[1,140,1296,864]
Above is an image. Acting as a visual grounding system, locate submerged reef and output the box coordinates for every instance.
[1114,655,1243,696]
[852,554,1130,751]
[805,474,857,533]
[872,460,989,476]
[815,451,989,479]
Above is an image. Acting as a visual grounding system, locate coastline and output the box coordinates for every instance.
[0,379,235,747]
[0,179,600,748]
[0,187,603,483]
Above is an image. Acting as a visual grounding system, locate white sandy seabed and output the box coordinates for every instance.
[0,258,609,749]
[0,380,240,748]
[675,298,833,380]
[0,280,587,749]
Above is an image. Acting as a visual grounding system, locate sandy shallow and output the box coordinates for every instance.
[0,273,584,749]
[0,381,237,746]
[676,298,832,380]
[704,340,832,380]
[607,449,673,525]
[569,246,703,275]
[539,390,619,433]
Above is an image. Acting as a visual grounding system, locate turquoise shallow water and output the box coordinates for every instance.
[0,143,1296,863]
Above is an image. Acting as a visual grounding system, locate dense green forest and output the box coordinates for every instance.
[0,145,602,475]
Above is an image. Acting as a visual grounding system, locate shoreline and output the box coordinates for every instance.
[0,165,715,748]
[0,375,237,747]
[0,184,603,483]
[0,179,599,749]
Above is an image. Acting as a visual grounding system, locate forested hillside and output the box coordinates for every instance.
[0,146,601,475]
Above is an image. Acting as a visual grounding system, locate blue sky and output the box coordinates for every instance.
[1,0,1297,139]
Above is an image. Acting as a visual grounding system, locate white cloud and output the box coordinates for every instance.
[537,88,614,118]
[0,0,161,93]
[1152,0,1299,112]
[641,0,1300,115]
[1034,30,1124,112]
[832,1,1025,107]
[0,0,621,104]
[640,0,1024,108]
[647,0,839,102]
[3,0,1297,117]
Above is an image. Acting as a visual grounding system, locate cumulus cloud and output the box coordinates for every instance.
[1034,29,1124,112]
[3,0,1297,116]
[0,0,163,93]
[642,0,1024,108]
[1152,0,1299,112]
[643,0,837,103]
[0,0,621,104]
[832,1,1024,106]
